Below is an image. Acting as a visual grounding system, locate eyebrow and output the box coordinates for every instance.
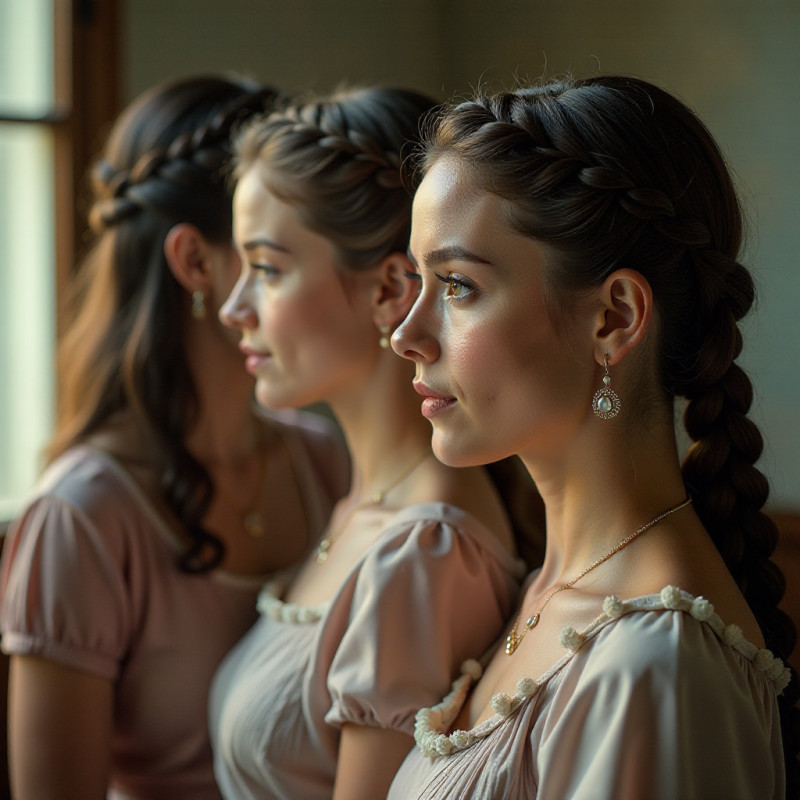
[409,245,492,268]
[243,236,291,254]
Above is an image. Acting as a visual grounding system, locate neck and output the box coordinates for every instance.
[521,409,690,583]
[184,318,261,465]
[327,353,432,501]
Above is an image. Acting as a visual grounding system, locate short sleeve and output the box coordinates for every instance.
[0,492,133,680]
[536,611,784,800]
[323,512,520,734]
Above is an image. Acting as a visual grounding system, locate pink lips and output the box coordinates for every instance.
[240,344,272,375]
[413,381,456,419]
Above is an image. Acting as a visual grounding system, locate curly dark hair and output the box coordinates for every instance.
[50,75,280,573]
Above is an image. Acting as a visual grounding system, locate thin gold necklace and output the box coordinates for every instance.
[315,449,431,565]
[505,496,692,655]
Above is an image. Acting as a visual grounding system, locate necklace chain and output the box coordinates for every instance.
[316,449,431,564]
[505,496,693,655]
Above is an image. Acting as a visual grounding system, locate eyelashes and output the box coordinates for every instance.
[434,272,476,301]
[405,267,478,302]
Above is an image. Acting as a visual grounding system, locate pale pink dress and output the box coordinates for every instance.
[0,409,347,800]
[388,586,789,800]
[209,502,526,800]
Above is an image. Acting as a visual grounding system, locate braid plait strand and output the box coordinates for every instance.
[90,87,278,232]
[259,104,405,189]
[423,77,798,787]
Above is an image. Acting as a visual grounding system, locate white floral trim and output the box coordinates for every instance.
[256,580,329,623]
[414,585,791,758]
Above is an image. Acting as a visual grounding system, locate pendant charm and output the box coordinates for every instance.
[505,630,520,656]
[316,538,331,564]
[243,510,267,538]
[525,614,539,629]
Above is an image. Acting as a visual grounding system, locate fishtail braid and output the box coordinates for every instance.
[422,75,798,787]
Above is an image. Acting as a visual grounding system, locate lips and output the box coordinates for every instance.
[239,343,272,374]
[413,380,456,419]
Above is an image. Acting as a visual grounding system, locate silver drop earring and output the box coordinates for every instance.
[592,354,621,419]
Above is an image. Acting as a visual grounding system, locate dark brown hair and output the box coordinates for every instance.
[234,86,439,270]
[419,74,798,787]
[50,75,280,572]
[234,86,546,568]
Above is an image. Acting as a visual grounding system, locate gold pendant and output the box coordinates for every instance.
[505,631,520,656]
[525,614,540,629]
[243,510,266,538]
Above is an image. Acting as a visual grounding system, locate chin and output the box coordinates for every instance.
[255,382,294,411]
[431,431,503,469]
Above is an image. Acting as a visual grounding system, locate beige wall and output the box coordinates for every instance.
[124,0,800,508]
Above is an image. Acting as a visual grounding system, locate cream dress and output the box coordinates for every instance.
[209,502,526,800]
[389,586,789,800]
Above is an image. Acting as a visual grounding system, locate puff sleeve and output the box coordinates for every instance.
[0,489,134,681]
[535,611,784,800]
[321,504,523,734]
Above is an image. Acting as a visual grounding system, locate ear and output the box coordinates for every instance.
[371,252,419,328]
[163,223,213,293]
[592,269,653,366]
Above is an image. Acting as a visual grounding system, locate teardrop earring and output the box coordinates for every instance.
[592,354,621,419]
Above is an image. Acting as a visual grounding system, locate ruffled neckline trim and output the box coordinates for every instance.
[256,579,329,624]
[414,585,792,758]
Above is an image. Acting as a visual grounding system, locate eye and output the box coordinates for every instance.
[434,272,475,302]
[404,270,422,283]
[251,262,281,282]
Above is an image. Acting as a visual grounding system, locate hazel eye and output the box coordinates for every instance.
[434,272,476,302]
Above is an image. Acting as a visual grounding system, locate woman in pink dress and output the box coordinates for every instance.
[389,75,798,798]
[0,75,349,799]
[209,86,543,800]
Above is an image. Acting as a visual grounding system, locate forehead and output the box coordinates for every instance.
[411,157,538,266]
[232,163,311,246]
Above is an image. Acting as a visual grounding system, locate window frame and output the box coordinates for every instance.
[0,0,121,523]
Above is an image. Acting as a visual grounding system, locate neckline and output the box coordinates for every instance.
[414,585,791,758]
[66,444,274,588]
[257,501,527,620]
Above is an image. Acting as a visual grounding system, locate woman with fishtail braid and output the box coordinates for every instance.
[0,76,349,799]
[209,86,543,800]
[389,75,797,799]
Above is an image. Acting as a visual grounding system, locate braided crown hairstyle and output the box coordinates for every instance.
[50,75,280,573]
[419,74,798,786]
[233,86,439,270]
[233,85,546,569]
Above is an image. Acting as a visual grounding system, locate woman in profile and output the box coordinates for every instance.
[389,75,797,798]
[210,85,543,800]
[0,75,348,799]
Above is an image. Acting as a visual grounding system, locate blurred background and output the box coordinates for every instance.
[1,0,798,519]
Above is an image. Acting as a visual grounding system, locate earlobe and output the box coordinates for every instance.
[164,223,212,293]
[593,269,653,364]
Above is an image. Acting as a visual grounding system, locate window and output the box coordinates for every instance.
[0,0,120,522]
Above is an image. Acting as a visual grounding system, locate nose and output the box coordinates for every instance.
[219,270,258,330]
[391,293,440,365]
